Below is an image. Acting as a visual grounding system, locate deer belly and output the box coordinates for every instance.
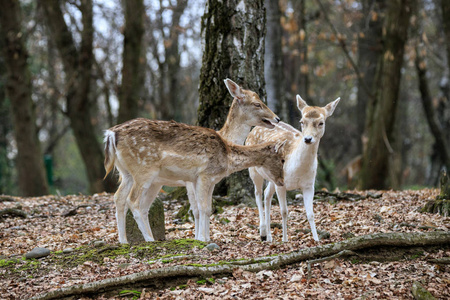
[159,165,199,182]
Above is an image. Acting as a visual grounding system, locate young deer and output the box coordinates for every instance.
[104,79,282,243]
[104,120,285,243]
[246,95,340,242]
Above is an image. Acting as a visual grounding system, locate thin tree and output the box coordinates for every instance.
[264,0,283,113]
[117,0,145,124]
[40,0,114,193]
[0,0,49,196]
[355,0,384,154]
[359,0,416,190]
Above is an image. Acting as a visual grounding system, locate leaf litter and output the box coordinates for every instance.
[0,189,449,299]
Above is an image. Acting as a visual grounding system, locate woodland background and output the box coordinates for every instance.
[0,0,449,197]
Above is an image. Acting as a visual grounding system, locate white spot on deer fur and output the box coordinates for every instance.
[139,146,146,153]
[132,136,137,145]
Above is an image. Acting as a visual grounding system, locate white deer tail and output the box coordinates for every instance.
[103,130,117,178]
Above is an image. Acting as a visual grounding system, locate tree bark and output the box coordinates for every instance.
[117,0,144,124]
[264,0,283,113]
[441,0,450,73]
[359,0,416,190]
[31,231,450,300]
[356,0,384,154]
[0,39,14,195]
[415,49,450,171]
[40,0,115,194]
[0,0,50,196]
[198,0,266,197]
[156,0,188,121]
[198,0,266,130]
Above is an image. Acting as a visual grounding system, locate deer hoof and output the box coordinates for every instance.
[261,235,267,241]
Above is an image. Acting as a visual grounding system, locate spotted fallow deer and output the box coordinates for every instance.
[246,95,340,242]
[104,79,283,243]
[104,120,285,243]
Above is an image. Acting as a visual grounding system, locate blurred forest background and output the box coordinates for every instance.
[0,0,449,197]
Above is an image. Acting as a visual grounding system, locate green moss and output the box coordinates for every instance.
[0,259,17,268]
[196,279,207,284]
[53,239,206,269]
[119,289,141,300]
[161,259,174,263]
[410,251,424,260]
[350,258,361,264]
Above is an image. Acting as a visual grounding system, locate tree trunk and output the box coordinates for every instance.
[359,0,416,190]
[198,0,266,197]
[356,0,384,154]
[117,0,144,124]
[438,168,449,200]
[0,0,49,196]
[441,0,450,73]
[264,0,283,113]
[415,48,450,171]
[0,41,13,195]
[40,0,115,194]
[155,0,188,121]
[296,0,309,104]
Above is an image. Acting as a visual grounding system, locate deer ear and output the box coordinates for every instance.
[325,97,340,117]
[296,94,308,113]
[224,78,245,103]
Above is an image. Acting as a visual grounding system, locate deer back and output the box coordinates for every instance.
[109,119,230,182]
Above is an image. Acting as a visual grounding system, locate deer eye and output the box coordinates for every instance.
[253,103,262,108]
[318,122,324,126]
[281,159,285,164]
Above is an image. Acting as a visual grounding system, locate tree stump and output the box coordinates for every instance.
[125,197,165,244]
[437,168,449,199]
[421,168,450,217]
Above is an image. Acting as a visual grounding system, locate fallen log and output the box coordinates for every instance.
[31,231,450,300]
[0,208,27,219]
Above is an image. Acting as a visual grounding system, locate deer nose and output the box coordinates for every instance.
[304,137,313,144]
[275,117,280,123]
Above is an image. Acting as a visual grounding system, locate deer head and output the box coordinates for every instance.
[297,95,340,145]
[224,78,280,129]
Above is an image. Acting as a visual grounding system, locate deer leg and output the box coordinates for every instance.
[196,178,213,242]
[139,183,162,241]
[127,174,158,242]
[303,186,319,241]
[186,182,199,239]
[249,168,267,240]
[264,181,276,242]
[275,185,289,242]
[114,173,133,244]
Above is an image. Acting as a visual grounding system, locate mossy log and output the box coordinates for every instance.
[0,208,27,218]
[411,281,437,300]
[125,197,165,243]
[31,231,450,300]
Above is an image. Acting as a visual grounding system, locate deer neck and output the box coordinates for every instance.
[226,144,266,174]
[291,138,320,169]
[217,100,252,145]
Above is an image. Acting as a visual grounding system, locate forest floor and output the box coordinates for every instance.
[0,189,449,299]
